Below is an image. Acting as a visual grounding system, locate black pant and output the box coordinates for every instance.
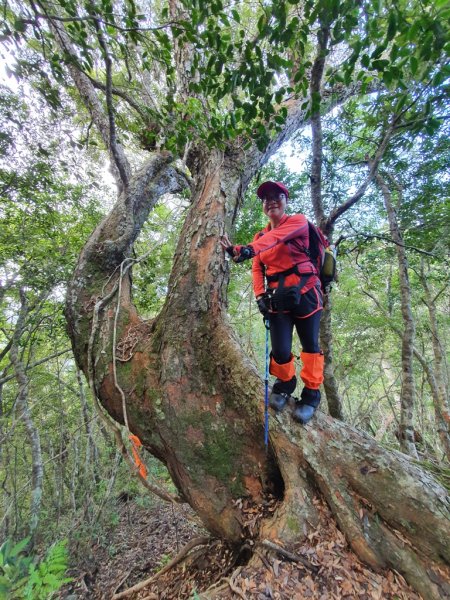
[269,286,323,362]
[270,310,321,362]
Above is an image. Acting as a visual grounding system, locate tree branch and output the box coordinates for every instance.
[87,0,129,187]
[42,1,132,189]
[112,536,211,599]
[0,339,13,364]
[86,74,149,122]
[325,120,396,231]
[23,9,178,33]
[309,24,330,228]
[0,348,72,386]
[344,233,439,258]
[242,81,368,192]
[9,289,43,536]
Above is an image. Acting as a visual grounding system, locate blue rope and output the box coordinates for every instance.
[264,318,270,447]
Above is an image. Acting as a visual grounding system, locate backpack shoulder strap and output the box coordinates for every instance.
[310,222,329,247]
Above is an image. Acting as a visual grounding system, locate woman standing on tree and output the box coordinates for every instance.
[221,181,324,424]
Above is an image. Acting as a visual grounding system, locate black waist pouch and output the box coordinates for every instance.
[269,286,301,312]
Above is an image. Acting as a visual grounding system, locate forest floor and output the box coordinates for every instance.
[61,496,423,600]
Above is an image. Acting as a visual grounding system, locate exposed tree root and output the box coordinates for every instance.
[261,409,450,600]
[111,570,132,597]
[260,539,318,573]
[223,567,247,600]
[198,567,246,600]
[112,536,210,599]
[129,523,428,599]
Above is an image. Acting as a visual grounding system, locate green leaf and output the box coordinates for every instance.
[371,44,387,60]
[361,54,370,68]
[256,136,267,151]
[394,94,408,113]
[432,70,444,87]
[420,34,433,60]
[257,14,266,34]
[407,20,421,42]
[372,59,389,71]
[390,43,399,62]
[9,538,30,559]
[243,102,257,119]
[14,19,27,33]
[386,11,397,42]
[382,69,393,85]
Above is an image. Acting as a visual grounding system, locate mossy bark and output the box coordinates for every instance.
[65,150,450,598]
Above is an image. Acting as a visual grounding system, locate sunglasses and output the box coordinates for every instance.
[261,193,286,203]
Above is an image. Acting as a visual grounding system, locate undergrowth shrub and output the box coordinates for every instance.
[0,537,72,599]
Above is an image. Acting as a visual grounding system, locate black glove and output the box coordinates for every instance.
[234,245,255,263]
[256,294,270,317]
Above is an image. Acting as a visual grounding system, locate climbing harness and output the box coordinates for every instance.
[264,318,270,447]
[266,273,311,312]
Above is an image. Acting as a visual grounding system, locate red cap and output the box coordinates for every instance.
[256,181,289,200]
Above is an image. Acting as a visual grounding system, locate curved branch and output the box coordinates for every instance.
[65,152,191,347]
[348,232,440,258]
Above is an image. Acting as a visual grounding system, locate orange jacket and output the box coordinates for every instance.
[249,214,320,297]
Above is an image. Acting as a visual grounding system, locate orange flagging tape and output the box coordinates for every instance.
[129,433,148,479]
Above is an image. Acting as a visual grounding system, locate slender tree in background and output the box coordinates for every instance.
[419,261,450,459]
[375,171,419,457]
[1,0,449,597]
[0,88,107,538]
[9,290,44,537]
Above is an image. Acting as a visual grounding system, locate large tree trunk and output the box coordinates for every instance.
[65,149,450,599]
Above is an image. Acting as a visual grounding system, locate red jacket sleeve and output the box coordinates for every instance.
[251,230,266,297]
[248,215,308,257]
[252,253,266,297]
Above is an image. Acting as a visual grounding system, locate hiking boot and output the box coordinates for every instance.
[292,402,316,423]
[269,376,297,412]
[292,388,320,424]
[269,391,290,412]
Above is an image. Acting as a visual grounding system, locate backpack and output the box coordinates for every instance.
[306,222,337,291]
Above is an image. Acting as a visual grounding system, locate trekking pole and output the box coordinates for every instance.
[264,317,270,447]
